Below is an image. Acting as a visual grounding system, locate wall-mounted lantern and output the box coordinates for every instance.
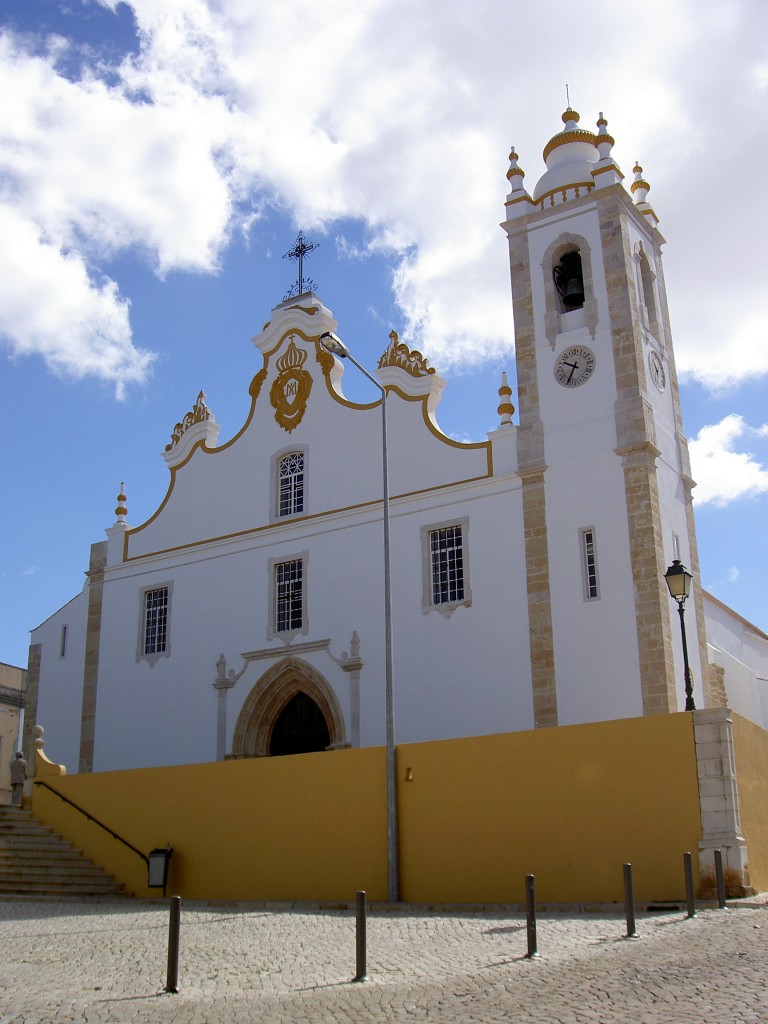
[148,847,173,896]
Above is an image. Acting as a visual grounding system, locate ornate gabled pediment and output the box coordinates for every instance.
[377,331,435,378]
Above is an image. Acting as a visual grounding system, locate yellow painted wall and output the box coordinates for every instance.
[732,712,768,892]
[31,714,703,904]
[32,748,388,901]
[397,713,702,903]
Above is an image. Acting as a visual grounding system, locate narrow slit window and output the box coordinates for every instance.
[581,528,599,601]
[638,251,658,329]
[60,624,68,659]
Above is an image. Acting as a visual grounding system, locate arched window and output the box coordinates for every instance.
[278,451,304,517]
[637,250,658,332]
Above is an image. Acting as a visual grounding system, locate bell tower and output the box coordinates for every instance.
[502,108,711,727]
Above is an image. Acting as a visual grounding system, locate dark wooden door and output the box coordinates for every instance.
[269,692,330,756]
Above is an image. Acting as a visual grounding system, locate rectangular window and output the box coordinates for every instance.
[274,559,303,633]
[580,528,599,601]
[59,624,68,659]
[279,452,304,516]
[430,525,465,605]
[144,587,169,655]
[421,518,471,615]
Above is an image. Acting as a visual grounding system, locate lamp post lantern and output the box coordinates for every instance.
[664,559,696,711]
[319,331,399,903]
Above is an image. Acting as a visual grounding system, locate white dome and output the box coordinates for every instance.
[532,109,599,202]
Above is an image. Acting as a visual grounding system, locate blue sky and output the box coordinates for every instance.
[2,0,768,669]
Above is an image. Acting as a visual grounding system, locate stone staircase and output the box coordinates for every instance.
[0,805,128,898]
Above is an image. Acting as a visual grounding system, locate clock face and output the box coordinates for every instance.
[649,350,666,392]
[554,345,596,388]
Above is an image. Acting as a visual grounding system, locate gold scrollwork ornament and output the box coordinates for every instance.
[270,339,313,433]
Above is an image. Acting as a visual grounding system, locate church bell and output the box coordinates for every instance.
[553,251,585,309]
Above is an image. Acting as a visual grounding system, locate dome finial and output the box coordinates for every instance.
[631,161,650,203]
[497,372,515,426]
[595,111,615,158]
[115,482,127,524]
[630,161,659,226]
[506,146,526,188]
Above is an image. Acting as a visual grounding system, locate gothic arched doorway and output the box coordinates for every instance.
[269,692,331,756]
[231,656,347,757]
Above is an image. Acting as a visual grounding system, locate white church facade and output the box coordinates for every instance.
[24,108,768,774]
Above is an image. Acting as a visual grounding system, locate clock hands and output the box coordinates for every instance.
[564,359,579,383]
[554,345,595,388]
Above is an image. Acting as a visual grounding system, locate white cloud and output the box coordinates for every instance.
[689,415,768,507]
[728,566,741,583]
[3,0,768,392]
[676,314,768,393]
[335,236,371,263]
[0,204,153,396]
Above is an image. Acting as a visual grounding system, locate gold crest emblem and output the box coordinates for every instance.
[270,338,313,433]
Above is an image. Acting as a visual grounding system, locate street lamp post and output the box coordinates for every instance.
[664,559,696,711]
[319,331,399,903]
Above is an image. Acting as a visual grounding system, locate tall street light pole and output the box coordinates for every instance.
[319,331,399,903]
[664,559,696,711]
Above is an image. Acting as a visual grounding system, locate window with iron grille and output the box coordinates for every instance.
[144,587,169,654]
[421,518,471,615]
[430,525,465,605]
[580,527,600,601]
[278,452,304,517]
[274,559,303,633]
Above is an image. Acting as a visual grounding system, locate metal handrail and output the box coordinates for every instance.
[32,779,149,867]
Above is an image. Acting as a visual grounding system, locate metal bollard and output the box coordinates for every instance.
[714,849,727,908]
[683,851,696,918]
[623,863,638,938]
[165,895,181,994]
[525,874,539,958]
[353,890,368,982]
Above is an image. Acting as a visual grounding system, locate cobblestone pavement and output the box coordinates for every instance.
[0,897,767,1023]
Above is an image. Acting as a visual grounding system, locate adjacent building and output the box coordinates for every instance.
[0,662,25,801]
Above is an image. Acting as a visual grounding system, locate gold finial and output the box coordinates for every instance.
[507,146,525,182]
[497,372,515,425]
[631,161,651,196]
[115,482,127,523]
